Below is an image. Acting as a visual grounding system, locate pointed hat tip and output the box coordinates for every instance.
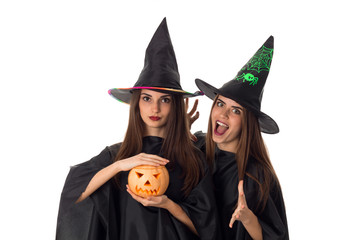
[157,17,168,31]
[264,35,274,48]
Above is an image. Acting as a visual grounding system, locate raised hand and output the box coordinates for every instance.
[229,180,263,239]
[118,153,169,172]
[185,98,199,128]
[229,180,251,228]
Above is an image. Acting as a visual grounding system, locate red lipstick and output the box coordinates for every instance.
[149,116,161,121]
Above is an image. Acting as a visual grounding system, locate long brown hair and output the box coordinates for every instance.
[206,95,279,212]
[115,90,204,197]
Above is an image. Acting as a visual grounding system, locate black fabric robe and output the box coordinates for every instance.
[56,136,220,240]
[194,132,289,240]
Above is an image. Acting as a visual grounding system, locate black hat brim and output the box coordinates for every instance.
[109,87,203,104]
[195,78,279,134]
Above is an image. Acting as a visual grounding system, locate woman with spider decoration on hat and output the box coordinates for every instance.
[56,18,220,240]
[193,36,289,240]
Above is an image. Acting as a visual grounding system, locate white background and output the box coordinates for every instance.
[1,0,359,239]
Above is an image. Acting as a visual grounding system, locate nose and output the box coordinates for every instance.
[151,101,160,113]
[219,108,230,119]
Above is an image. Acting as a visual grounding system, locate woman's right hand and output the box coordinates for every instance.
[117,153,169,172]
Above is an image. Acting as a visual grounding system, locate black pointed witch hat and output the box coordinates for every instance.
[109,18,202,103]
[195,36,279,134]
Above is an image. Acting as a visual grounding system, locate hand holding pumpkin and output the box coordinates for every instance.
[126,184,170,209]
[127,183,198,235]
[117,153,169,172]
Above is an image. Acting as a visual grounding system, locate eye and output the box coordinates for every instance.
[161,97,171,103]
[153,173,160,179]
[232,108,241,115]
[136,172,144,178]
[216,101,224,107]
[142,96,151,102]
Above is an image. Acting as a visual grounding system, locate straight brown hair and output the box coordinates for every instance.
[206,95,279,213]
[114,90,204,197]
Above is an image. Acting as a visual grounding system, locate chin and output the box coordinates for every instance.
[212,135,224,145]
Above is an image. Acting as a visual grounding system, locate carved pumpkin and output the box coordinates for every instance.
[128,165,169,198]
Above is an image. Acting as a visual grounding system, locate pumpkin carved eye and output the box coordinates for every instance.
[136,172,143,178]
[153,173,160,179]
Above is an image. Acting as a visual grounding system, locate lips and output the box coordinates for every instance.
[149,116,161,121]
[214,120,229,136]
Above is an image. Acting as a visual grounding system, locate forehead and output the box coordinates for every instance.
[217,95,243,108]
[141,89,172,98]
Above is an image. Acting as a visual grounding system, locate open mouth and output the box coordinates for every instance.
[149,116,161,121]
[214,120,229,136]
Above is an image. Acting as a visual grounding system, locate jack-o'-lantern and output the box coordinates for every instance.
[128,165,169,198]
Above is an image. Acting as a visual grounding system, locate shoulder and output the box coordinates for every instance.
[108,142,121,157]
[245,156,281,196]
[193,131,207,153]
[72,142,122,169]
[244,157,261,193]
[244,157,270,191]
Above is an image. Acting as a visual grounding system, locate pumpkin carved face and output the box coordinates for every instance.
[128,165,169,198]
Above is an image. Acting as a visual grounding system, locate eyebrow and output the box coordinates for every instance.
[217,98,243,110]
[141,93,171,98]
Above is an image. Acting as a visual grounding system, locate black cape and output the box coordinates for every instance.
[194,132,289,240]
[56,136,220,240]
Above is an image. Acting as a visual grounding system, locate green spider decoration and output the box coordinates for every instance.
[236,73,258,85]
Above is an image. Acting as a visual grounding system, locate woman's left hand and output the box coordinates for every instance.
[229,180,253,228]
[126,184,169,209]
[185,98,199,128]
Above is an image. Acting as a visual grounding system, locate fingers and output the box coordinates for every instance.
[190,134,198,142]
[126,185,146,203]
[126,185,138,198]
[185,98,189,110]
[237,180,247,208]
[229,204,244,228]
[190,111,200,125]
[238,180,244,193]
[229,209,239,228]
[137,153,169,166]
[126,185,160,207]
[188,99,199,116]
[229,181,250,228]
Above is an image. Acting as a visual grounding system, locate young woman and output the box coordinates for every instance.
[194,36,289,240]
[56,18,219,240]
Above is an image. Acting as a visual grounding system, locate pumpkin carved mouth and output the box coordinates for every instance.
[135,186,161,195]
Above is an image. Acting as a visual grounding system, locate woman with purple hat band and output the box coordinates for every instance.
[56,18,220,240]
[194,36,289,240]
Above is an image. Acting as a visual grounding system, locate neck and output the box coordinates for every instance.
[216,142,237,153]
[143,127,166,138]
